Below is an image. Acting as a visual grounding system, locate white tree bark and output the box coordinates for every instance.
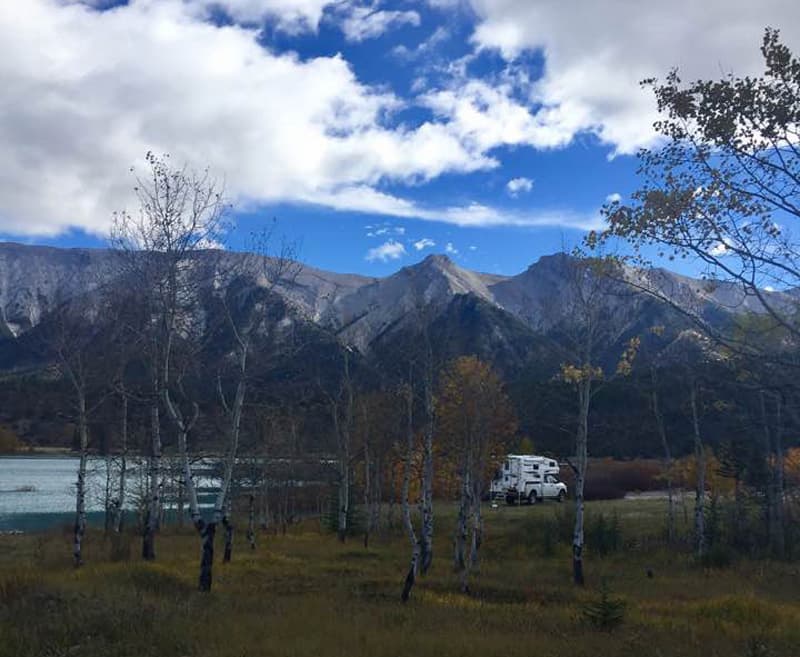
[650,368,675,543]
[572,377,590,586]
[400,384,419,602]
[690,383,705,559]
[73,391,89,568]
[113,390,128,534]
[420,369,435,575]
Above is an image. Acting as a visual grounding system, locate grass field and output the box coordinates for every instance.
[1,499,799,657]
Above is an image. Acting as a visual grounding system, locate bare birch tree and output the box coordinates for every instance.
[110,151,228,561]
[553,255,640,586]
[327,346,355,543]
[41,296,105,566]
[400,380,420,602]
[213,236,300,567]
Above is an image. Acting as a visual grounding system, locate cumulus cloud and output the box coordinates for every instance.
[464,0,800,154]
[445,242,458,255]
[422,79,575,152]
[506,177,533,196]
[10,1,781,237]
[197,0,333,31]
[338,5,420,42]
[366,239,407,262]
[605,192,622,204]
[414,237,436,250]
[0,0,494,236]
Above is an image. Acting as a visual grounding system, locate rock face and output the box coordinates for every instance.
[0,244,114,338]
[0,242,792,367]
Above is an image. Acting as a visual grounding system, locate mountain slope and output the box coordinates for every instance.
[0,242,793,368]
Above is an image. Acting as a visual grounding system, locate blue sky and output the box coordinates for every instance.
[2,1,798,277]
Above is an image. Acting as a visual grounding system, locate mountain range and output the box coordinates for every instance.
[0,242,787,371]
[1,241,792,455]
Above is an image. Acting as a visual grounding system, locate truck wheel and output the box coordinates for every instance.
[528,491,538,505]
[557,491,566,503]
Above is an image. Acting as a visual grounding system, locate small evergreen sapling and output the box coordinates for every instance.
[582,580,626,631]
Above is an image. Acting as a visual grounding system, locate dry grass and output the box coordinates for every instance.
[1,499,799,657]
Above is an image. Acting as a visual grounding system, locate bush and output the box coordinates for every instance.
[321,488,364,537]
[582,581,626,631]
[0,425,20,453]
[587,512,622,556]
[701,543,734,569]
[108,532,132,562]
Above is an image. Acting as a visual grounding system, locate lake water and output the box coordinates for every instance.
[0,456,220,532]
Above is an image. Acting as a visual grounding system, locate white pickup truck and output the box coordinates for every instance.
[490,454,567,505]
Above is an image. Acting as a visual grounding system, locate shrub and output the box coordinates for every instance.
[701,543,734,569]
[321,488,364,537]
[582,580,626,631]
[0,425,20,453]
[587,511,622,555]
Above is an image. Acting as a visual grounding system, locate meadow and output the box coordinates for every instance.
[1,499,799,657]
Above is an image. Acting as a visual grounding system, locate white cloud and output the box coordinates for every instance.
[709,242,730,257]
[0,0,507,236]
[392,25,450,61]
[463,0,800,154]
[195,0,333,32]
[445,242,458,255]
[10,1,769,236]
[605,192,622,204]
[506,177,533,196]
[366,239,407,262]
[338,6,420,42]
[367,223,404,236]
[468,245,477,251]
[422,78,575,152]
[414,237,436,250]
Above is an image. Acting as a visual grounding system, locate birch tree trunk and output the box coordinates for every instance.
[104,451,113,534]
[247,493,257,550]
[454,466,471,591]
[651,368,675,543]
[372,452,382,537]
[420,378,434,575]
[761,390,786,558]
[469,479,483,568]
[223,506,234,563]
[572,378,590,587]
[169,394,212,590]
[73,392,89,568]
[773,392,786,559]
[690,383,705,559]
[338,462,350,542]
[456,469,473,593]
[114,392,128,534]
[216,363,246,562]
[142,395,162,561]
[363,433,372,549]
[400,385,419,602]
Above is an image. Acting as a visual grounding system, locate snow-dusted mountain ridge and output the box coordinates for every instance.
[0,243,789,354]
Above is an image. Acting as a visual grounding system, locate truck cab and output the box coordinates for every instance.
[490,455,567,504]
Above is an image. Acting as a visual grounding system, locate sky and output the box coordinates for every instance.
[2,0,800,277]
